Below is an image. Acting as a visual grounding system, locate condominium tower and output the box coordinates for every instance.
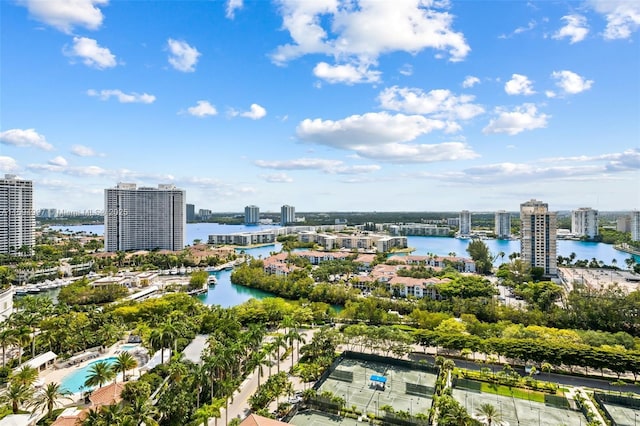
[104,183,185,252]
[494,210,511,240]
[244,205,259,225]
[459,210,471,237]
[0,174,35,255]
[186,204,195,222]
[520,199,557,276]
[571,207,599,239]
[632,211,640,242]
[281,205,295,226]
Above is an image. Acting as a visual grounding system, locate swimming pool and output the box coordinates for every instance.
[120,344,140,351]
[60,357,117,393]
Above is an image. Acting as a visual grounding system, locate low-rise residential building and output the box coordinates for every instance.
[0,286,13,321]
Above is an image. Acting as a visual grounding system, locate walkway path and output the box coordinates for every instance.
[212,328,315,425]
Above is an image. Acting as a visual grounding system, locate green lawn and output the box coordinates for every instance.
[480,382,546,403]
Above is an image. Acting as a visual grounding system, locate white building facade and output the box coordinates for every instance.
[571,207,599,239]
[244,205,259,225]
[458,210,471,236]
[632,210,640,242]
[104,183,185,252]
[494,210,511,240]
[520,199,557,276]
[0,174,35,255]
[281,205,295,226]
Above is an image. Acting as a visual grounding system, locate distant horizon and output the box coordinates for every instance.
[37,207,637,217]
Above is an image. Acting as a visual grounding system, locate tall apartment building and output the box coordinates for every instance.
[617,216,631,233]
[186,204,195,222]
[459,210,471,236]
[244,205,260,225]
[520,199,557,276]
[0,174,35,255]
[281,205,295,226]
[104,183,185,252]
[494,210,511,239]
[571,207,599,239]
[632,211,640,242]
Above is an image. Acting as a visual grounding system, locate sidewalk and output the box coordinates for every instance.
[213,328,315,425]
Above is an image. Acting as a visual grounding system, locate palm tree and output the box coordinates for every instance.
[273,333,287,374]
[441,403,474,426]
[475,403,502,426]
[101,403,125,424]
[114,352,138,383]
[30,382,72,419]
[14,325,32,364]
[125,396,158,426]
[0,328,18,367]
[81,408,104,426]
[84,361,116,389]
[287,328,306,370]
[12,365,39,387]
[262,341,276,377]
[193,402,218,426]
[148,329,167,365]
[2,382,33,414]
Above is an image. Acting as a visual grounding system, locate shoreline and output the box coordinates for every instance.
[614,243,640,257]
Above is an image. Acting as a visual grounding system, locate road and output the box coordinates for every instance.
[212,328,314,425]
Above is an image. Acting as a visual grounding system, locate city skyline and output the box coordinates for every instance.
[1,0,639,212]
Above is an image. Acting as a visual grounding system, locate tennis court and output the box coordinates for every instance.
[317,357,437,417]
[453,388,588,426]
[289,410,362,426]
[599,402,640,426]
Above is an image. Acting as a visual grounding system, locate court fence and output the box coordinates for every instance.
[594,392,640,426]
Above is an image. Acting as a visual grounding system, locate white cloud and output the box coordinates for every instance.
[545,90,557,98]
[588,0,640,40]
[437,148,639,184]
[551,70,594,95]
[261,173,294,183]
[87,89,156,103]
[462,75,480,88]
[483,104,549,135]
[553,14,589,43]
[378,86,484,120]
[255,158,381,174]
[64,37,116,69]
[0,128,53,150]
[499,20,536,38]
[20,0,107,33]
[167,39,201,72]
[0,156,19,172]
[504,74,535,95]
[271,0,469,83]
[313,62,381,84]
[48,156,68,167]
[28,162,109,177]
[71,144,102,157]
[230,104,267,120]
[187,101,218,118]
[399,64,413,76]
[296,112,478,163]
[226,0,243,19]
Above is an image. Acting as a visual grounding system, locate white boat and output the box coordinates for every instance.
[179,267,187,275]
[170,267,178,275]
[207,275,217,285]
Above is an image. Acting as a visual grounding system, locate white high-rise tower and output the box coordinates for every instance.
[0,174,35,255]
[104,183,185,252]
[520,199,557,276]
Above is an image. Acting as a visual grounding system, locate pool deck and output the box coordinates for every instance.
[41,342,143,402]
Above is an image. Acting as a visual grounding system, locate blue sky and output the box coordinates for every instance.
[1,0,638,213]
